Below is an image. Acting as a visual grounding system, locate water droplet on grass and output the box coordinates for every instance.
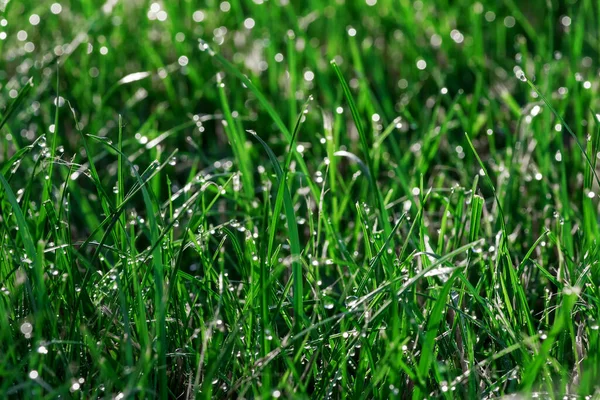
[193,10,205,22]
[20,322,33,335]
[265,329,273,341]
[345,296,358,309]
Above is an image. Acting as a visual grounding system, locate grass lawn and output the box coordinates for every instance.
[1,0,600,398]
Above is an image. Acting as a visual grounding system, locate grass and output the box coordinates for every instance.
[1,0,600,398]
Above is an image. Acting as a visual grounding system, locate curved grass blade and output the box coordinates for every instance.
[248,129,305,329]
[524,78,600,188]
[331,61,392,237]
[199,39,319,201]
[333,150,371,180]
[413,272,459,399]
[0,173,47,315]
[0,78,34,134]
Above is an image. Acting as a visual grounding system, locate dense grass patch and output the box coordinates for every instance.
[1,0,600,398]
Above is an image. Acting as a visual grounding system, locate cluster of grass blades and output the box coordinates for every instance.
[1,0,600,399]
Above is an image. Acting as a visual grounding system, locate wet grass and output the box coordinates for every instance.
[1,0,600,398]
